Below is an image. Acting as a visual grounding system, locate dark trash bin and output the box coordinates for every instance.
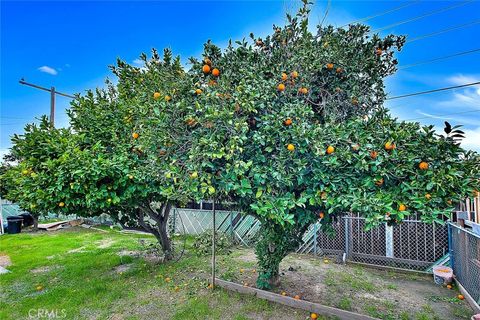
[19,213,34,227]
[6,216,24,234]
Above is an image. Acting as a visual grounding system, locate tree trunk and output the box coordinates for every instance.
[157,220,173,260]
[255,221,310,290]
[33,216,38,231]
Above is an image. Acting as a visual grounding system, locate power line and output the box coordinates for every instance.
[403,108,480,121]
[340,1,420,28]
[398,48,480,70]
[406,20,480,43]
[372,0,474,33]
[387,81,480,100]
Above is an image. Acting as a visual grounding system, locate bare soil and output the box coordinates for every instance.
[223,248,473,319]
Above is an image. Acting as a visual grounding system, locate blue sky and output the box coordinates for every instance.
[1,0,480,157]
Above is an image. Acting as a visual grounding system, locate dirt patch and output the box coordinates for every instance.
[68,246,87,253]
[96,239,116,249]
[30,265,62,274]
[0,254,11,267]
[113,264,133,274]
[227,249,473,320]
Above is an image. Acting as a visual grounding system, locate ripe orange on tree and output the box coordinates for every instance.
[284,118,292,126]
[299,87,308,94]
[58,202,65,207]
[165,95,171,102]
[195,89,203,95]
[153,92,161,99]
[277,83,286,92]
[458,294,465,300]
[326,146,335,154]
[291,71,298,79]
[398,204,406,211]
[419,161,429,170]
[132,132,139,139]
[319,212,325,219]
[281,73,288,81]
[212,68,220,77]
[202,65,211,74]
[326,63,334,70]
[287,144,295,151]
[385,141,396,150]
[425,193,431,200]
[370,151,378,159]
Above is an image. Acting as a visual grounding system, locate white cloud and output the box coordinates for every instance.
[132,59,144,66]
[38,66,58,75]
[461,127,480,152]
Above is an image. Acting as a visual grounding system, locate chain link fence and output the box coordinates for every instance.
[449,222,480,306]
[170,209,449,272]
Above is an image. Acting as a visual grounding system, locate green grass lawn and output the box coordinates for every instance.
[0,227,472,320]
[0,227,311,320]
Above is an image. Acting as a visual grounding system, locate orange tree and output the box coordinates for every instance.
[183,3,480,288]
[1,50,209,259]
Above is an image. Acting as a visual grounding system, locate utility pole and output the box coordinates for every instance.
[19,79,75,127]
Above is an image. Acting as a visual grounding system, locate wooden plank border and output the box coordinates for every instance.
[214,278,379,320]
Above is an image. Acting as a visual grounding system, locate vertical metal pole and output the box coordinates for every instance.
[344,217,349,259]
[313,222,318,255]
[448,222,455,272]
[385,224,394,258]
[230,211,234,241]
[50,87,56,126]
[211,199,216,288]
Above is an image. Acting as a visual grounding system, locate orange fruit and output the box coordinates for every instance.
[202,65,211,74]
[311,313,318,320]
[419,162,429,170]
[287,144,295,151]
[375,178,384,186]
[195,89,203,95]
[281,291,287,296]
[212,68,220,77]
[384,141,395,150]
[398,204,406,211]
[277,83,286,92]
[336,67,343,74]
[321,191,327,200]
[58,202,65,207]
[458,294,464,300]
[291,71,298,79]
[153,92,161,99]
[165,95,171,102]
[294,295,300,300]
[132,132,139,139]
[281,73,288,81]
[326,146,335,154]
[165,277,171,282]
[319,212,324,219]
[284,118,292,126]
[446,284,452,289]
[299,87,308,94]
[370,151,378,159]
[425,193,431,200]
[326,63,334,70]
[204,58,212,66]
[207,284,213,289]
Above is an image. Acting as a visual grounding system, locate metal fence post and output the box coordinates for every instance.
[344,217,349,259]
[448,222,455,271]
[230,211,234,241]
[313,222,318,255]
[385,224,394,258]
